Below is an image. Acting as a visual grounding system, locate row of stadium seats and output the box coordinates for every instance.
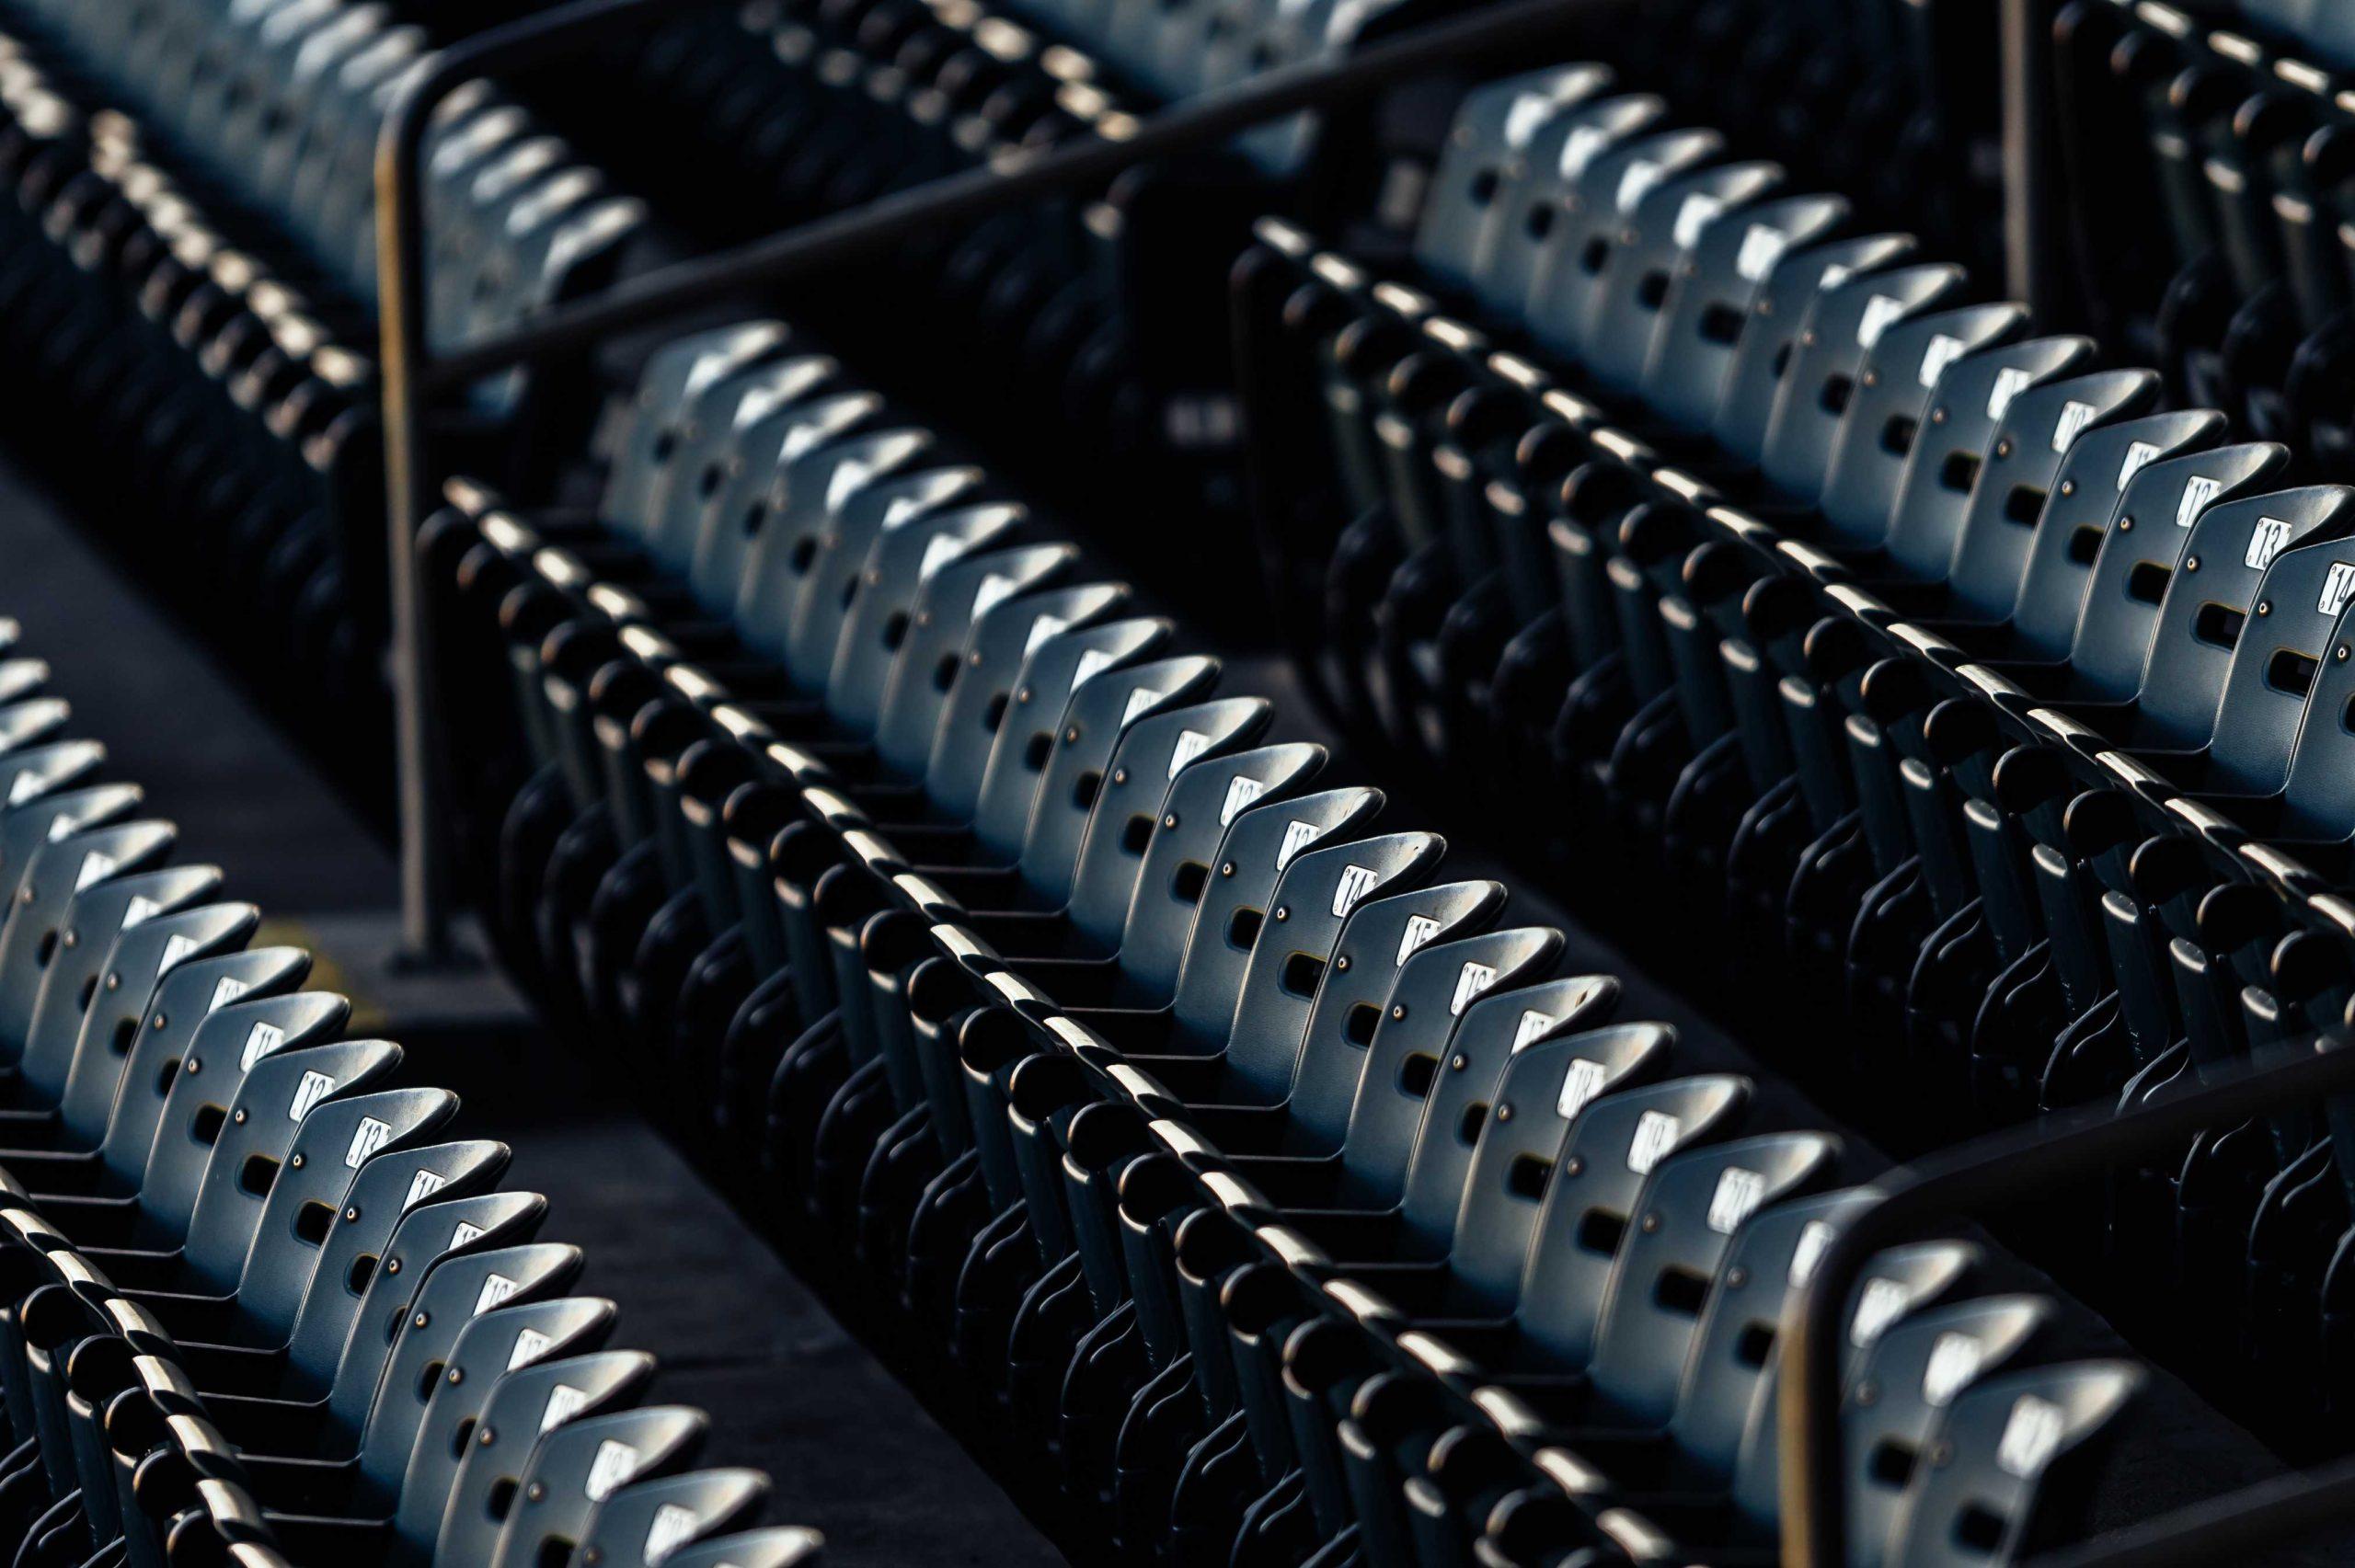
[0,619,820,1567]
[0,35,384,753]
[547,0,2007,640]
[1231,52,2355,1445]
[2056,1,2355,471]
[10,0,644,362]
[0,2,646,784]
[1,0,2351,1560]
[553,0,1257,623]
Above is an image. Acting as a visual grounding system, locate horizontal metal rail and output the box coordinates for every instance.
[419,0,1630,388]
[1784,1037,2355,1567]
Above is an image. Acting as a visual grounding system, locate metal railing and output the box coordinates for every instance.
[1784,1037,2355,1566]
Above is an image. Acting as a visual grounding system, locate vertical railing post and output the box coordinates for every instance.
[376,58,439,966]
[373,0,703,965]
[2002,0,2062,319]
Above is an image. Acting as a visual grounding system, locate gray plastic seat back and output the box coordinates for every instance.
[1113,743,1327,1002]
[1168,787,1384,1049]
[1878,1360,2142,1568]
[177,1039,405,1281]
[704,387,884,618]
[653,354,838,578]
[1391,979,1632,1256]
[1336,928,1568,1206]
[1477,93,1667,322]
[684,359,850,615]
[1580,161,1786,395]
[823,503,1025,738]
[1510,1071,1746,1357]
[787,464,992,692]
[1063,699,1271,953]
[1995,410,2228,653]
[1758,263,1964,507]
[1585,1131,1838,1426]
[122,986,345,1212]
[1284,880,1506,1154]
[0,743,109,852]
[52,902,258,1150]
[1526,129,1724,361]
[1731,1276,2036,1538]
[1642,191,1850,432]
[1880,336,2095,579]
[735,429,939,667]
[417,1350,656,1566]
[224,1087,461,1330]
[0,785,145,921]
[17,867,224,1108]
[1816,303,2028,549]
[872,544,1073,780]
[1412,66,1616,292]
[1220,831,1446,1101]
[0,820,178,1057]
[1938,371,2159,620]
[486,1405,707,1568]
[1710,234,1917,469]
[1663,1190,1880,1483]
[333,1201,559,1444]
[603,324,793,538]
[2061,442,2287,702]
[970,618,1173,863]
[567,1467,769,1568]
[361,1246,592,1517]
[1014,654,1223,908]
[924,584,1131,819]
[283,1139,511,1393]
[2199,527,2355,790]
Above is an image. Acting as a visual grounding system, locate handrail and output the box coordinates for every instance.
[2001,0,2062,317]
[1781,1037,2355,1566]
